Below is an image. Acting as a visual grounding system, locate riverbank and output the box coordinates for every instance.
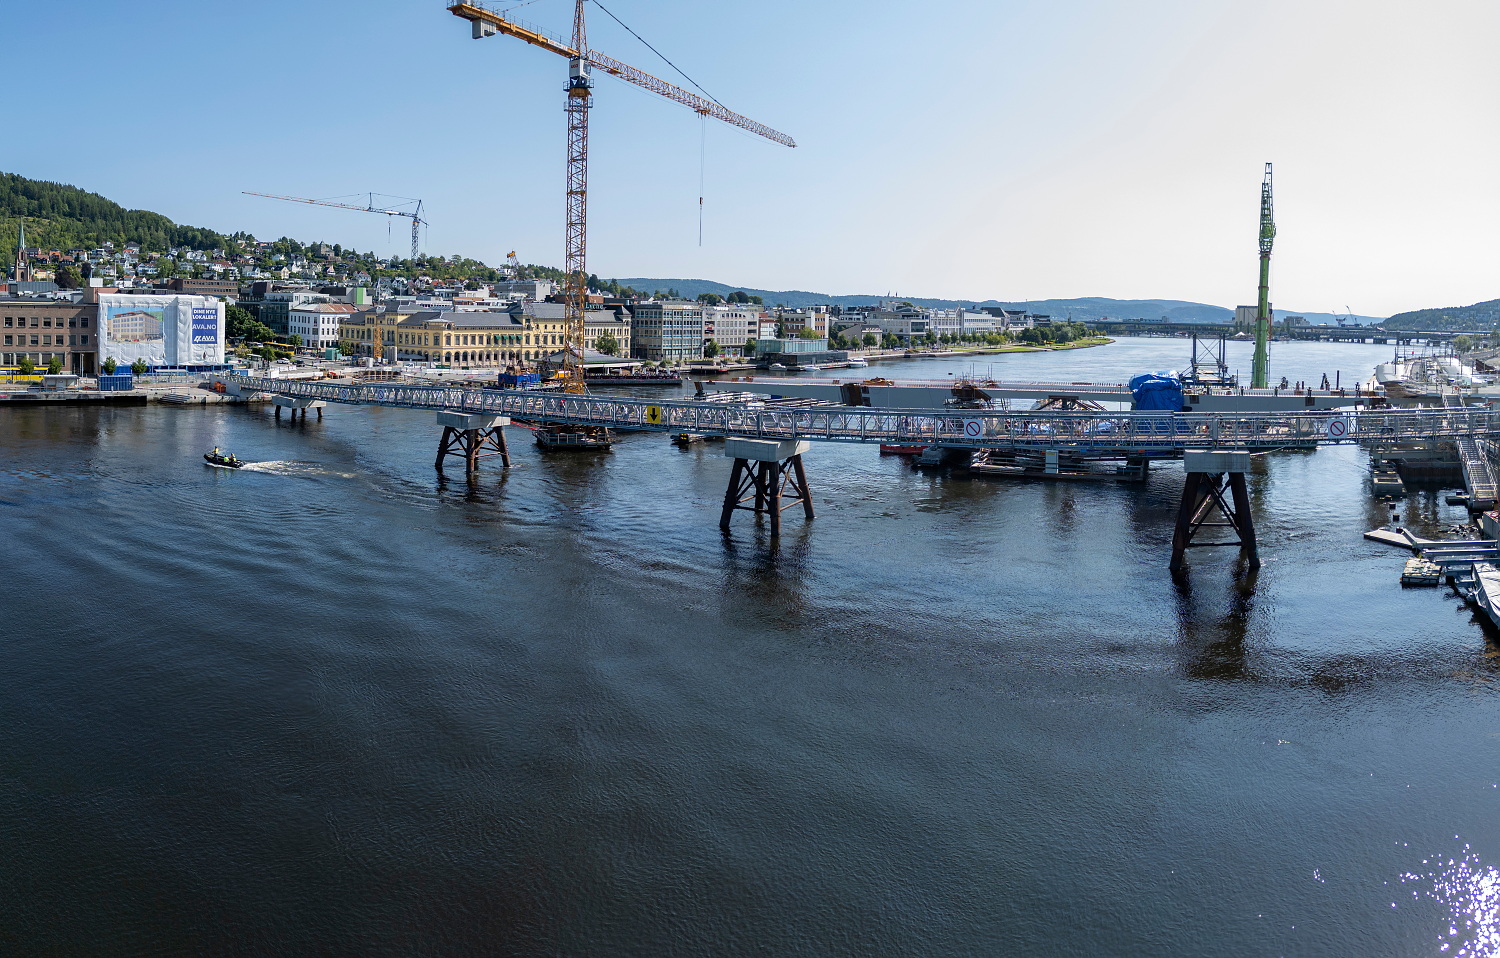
[859,336,1115,363]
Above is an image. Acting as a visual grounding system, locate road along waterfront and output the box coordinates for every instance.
[2,339,1498,956]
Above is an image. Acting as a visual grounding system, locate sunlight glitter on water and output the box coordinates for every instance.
[1401,843,1500,957]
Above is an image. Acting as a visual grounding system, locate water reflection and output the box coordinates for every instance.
[719,524,812,626]
[1172,561,1259,681]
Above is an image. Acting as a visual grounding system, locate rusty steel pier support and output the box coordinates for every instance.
[1170,449,1259,571]
[434,411,511,475]
[719,439,814,536]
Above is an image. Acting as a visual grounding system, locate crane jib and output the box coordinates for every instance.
[447,2,794,149]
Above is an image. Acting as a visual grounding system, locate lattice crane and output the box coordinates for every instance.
[1251,163,1276,389]
[243,191,427,266]
[448,0,795,392]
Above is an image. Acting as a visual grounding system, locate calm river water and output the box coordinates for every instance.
[2,338,1497,956]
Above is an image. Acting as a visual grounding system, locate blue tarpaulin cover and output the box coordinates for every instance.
[1129,372,1184,411]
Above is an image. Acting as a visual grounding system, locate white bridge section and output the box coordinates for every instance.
[225,374,1500,454]
[708,378,1375,412]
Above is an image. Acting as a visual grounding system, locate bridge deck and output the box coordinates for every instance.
[223,374,1500,456]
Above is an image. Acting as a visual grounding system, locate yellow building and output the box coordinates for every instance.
[339,304,630,366]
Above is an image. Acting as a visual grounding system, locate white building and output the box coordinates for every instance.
[289,302,361,348]
[707,305,762,354]
[630,300,707,361]
[773,307,829,339]
[95,293,225,368]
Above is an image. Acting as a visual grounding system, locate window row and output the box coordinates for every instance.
[1,335,88,347]
[0,316,90,329]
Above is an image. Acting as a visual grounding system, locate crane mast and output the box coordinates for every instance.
[1251,163,1276,389]
[449,0,794,393]
[563,0,591,392]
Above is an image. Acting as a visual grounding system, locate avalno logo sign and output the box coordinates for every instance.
[191,307,219,345]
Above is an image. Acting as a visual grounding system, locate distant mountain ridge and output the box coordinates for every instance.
[1384,299,1500,331]
[610,278,1377,327]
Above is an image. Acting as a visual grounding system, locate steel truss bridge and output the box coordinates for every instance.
[226,374,1500,455]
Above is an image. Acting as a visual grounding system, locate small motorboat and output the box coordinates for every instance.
[204,451,245,469]
[847,358,869,368]
[769,363,787,371]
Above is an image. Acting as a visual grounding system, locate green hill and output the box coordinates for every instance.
[1383,299,1500,331]
[0,172,226,267]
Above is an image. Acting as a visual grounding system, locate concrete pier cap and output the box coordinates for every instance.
[272,395,326,409]
[436,410,510,429]
[1183,448,1252,473]
[724,438,811,462]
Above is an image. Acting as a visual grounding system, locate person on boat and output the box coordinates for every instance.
[212,447,220,457]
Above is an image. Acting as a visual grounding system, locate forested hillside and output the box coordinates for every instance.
[0,172,225,265]
[1384,299,1500,331]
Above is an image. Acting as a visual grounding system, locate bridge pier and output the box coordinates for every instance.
[720,439,814,536]
[434,411,511,475]
[272,395,325,421]
[1170,449,1259,571]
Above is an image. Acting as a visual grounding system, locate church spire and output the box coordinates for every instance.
[13,219,31,283]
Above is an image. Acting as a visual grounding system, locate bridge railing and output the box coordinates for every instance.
[225,374,1500,453]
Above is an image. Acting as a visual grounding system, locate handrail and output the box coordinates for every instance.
[224,374,1500,454]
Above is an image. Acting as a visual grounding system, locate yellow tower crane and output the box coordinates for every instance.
[447,0,795,393]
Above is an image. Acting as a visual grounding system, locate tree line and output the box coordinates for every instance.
[0,172,226,266]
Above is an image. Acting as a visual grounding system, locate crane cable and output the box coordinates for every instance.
[585,0,731,245]
[699,115,706,247]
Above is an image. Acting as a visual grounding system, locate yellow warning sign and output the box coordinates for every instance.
[645,405,663,425]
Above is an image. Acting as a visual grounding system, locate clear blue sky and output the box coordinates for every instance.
[7,0,1498,315]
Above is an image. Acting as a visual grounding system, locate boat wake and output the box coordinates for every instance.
[236,460,359,479]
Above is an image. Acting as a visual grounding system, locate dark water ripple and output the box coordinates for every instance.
[1,342,1498,955]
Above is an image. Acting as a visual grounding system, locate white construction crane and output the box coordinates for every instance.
[243,191,427,265]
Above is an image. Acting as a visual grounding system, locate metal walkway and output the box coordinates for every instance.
[1446,393,1499,505]
[224,374,1500,455]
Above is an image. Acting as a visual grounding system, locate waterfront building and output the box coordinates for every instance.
[833,321,882,344]
[867,303,931,339]
[289,302,360,349]
[339,301,627,365]
[773,307,829,339]
[630,300,707,362]
[256,289,328,336]
[753,336,846,368]
[0,296,99,375]
[505,301,630,358]
[95,292,225,370]
[961,311,1002,336]
[707,305,762,355]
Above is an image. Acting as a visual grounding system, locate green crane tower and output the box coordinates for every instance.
[1251,162,1276,389]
